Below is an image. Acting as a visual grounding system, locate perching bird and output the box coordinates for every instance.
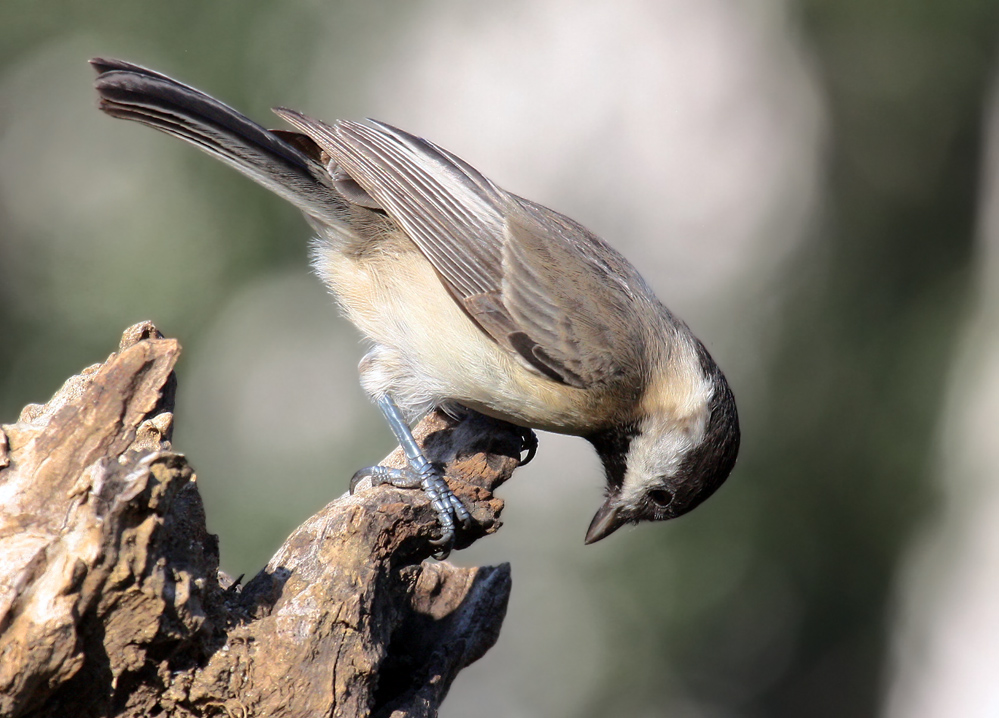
[91,58,740,557]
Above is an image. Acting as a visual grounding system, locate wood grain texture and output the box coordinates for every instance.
[0,322,520,718]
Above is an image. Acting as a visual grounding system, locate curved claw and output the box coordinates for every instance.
[519,428,539,466]
[350,465,420,493]
[430,530,454,560]
[349,468,370,494]
[429,523,455,548]
[446,491,473,529]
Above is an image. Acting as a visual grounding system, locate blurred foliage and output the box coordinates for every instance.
[1,1,998,717]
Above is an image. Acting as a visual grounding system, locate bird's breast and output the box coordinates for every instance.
[311,230,615,434]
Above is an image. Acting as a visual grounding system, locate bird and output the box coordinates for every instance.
[91,57,740,557]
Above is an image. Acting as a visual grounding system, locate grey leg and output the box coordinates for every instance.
[350,396,472,559]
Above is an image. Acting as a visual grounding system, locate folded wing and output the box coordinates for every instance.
[275,110,650,389]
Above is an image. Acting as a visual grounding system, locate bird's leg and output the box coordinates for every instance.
[350,395,472,559]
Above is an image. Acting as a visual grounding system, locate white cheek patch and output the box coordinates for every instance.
[617,403,711,512]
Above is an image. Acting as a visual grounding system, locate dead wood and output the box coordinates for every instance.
[0,322,521,718]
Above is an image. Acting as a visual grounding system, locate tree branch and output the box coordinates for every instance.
[0,322,521,717]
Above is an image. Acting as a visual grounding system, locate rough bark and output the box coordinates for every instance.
[0,322,522,718]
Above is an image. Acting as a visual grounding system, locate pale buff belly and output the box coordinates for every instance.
[311,236,603,434]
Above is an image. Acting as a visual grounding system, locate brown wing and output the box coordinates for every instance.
[274,110,650,388]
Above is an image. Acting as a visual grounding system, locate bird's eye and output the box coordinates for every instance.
[649,488,674,508]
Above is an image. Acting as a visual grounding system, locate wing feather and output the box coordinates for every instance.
[274,109,651,388]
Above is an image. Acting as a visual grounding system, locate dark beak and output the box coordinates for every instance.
[584,500,626,544]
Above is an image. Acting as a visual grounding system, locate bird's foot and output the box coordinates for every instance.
[354,395,479,559]
[350,459,472,560]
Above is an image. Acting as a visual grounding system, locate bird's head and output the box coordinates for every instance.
[584,343,740,544]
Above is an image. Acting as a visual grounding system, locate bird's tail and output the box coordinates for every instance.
[91,58,342,222]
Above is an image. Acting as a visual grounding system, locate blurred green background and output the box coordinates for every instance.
[2,1,998,716]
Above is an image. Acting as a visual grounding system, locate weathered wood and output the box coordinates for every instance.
[0,322,520,718]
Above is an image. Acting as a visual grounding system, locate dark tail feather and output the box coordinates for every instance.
[91,58,341,221]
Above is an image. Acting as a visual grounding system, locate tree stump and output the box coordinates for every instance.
[0,322,522,718]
